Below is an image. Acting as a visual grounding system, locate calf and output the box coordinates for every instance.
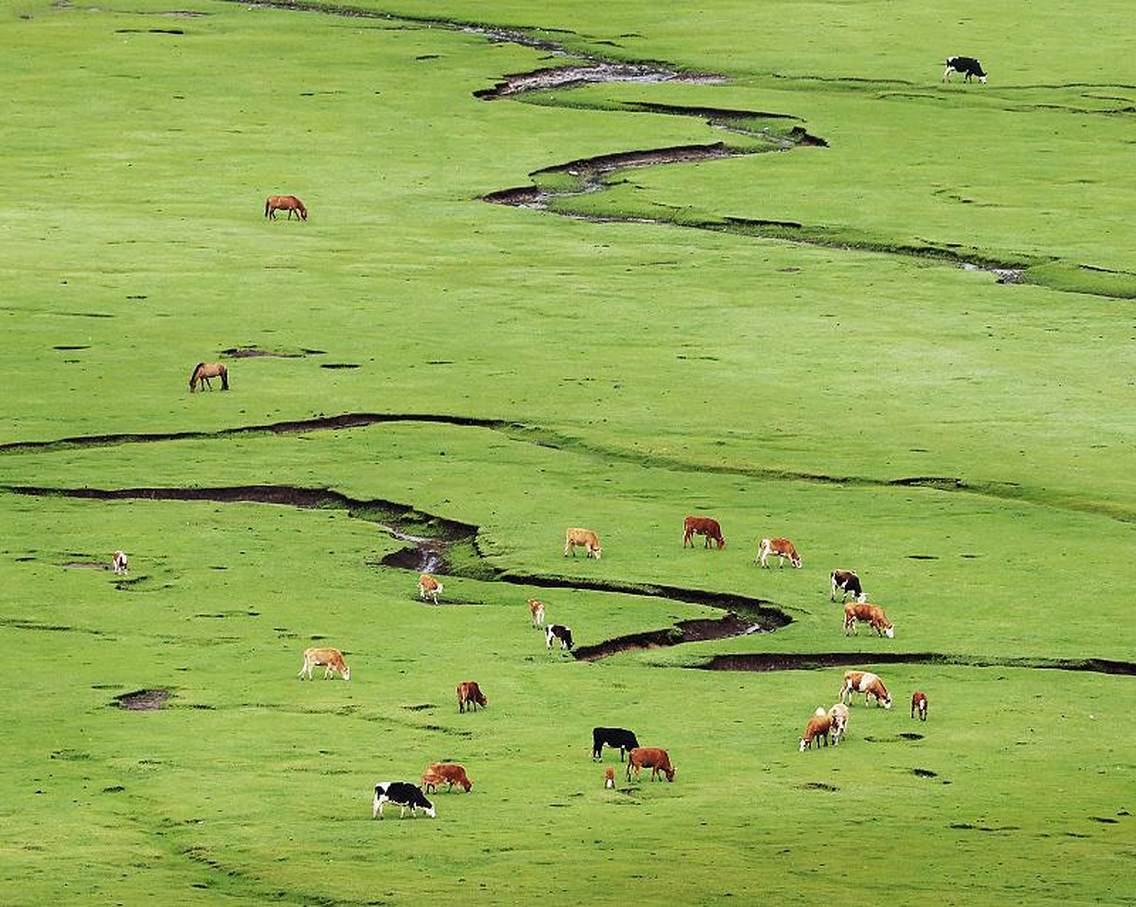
[457,680,487,713]
[418,573,443,604]
[911,691,928,721]
[828,703,851,745]
[546,624,574,652]
[564,527,603,559]
[756,537,801,568]
[830,569,865,603]
[626,746,675,782]
[298,647,350,681]
[943,56,987,84]
[840,671,892,709]
[843,602,895,638]
[528,598,546,629]
[799,711,833,751]
[604,767,615,789]
[592,727,640,761]
[372,781,435,819]
[683,516,725,549]
[112,550,129,576]
[422,762,472,793]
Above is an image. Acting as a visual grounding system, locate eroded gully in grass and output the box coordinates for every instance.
[3,483,1134,675]
[2,412,1131,524]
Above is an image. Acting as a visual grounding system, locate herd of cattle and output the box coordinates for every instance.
[110,507,927,820]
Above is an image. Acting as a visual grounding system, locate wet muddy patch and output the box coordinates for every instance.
[694,651,1136,676]
[799,781,839,792]
[113,688,172,711]
[320,363,360,369]
[574,613,764,661]
[911,767,938,778]
[220,346,308,359]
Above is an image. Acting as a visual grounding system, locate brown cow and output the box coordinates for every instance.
[911,691,928,721]
[799,711,834,751]
[457,680,487,713]
[297,647,350,681]
[839,671,892,709]
[626,747,675,782]
[528,599,546,629]
[422,762,473,793]
[756,537,801,568]
[683,516,725,549]
[418,574,443,604]
[843,602,895,638]
[604,767,615,789]
[564,528,602,559]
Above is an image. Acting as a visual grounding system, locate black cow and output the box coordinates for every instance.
[546,624,573,652]
[830,569,865,604]
[372,781,436,819]
[943,56,987,84]
[592,727,640,761]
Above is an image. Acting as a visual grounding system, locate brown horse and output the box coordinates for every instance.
[264,195,307,221]
[189,362,229,392]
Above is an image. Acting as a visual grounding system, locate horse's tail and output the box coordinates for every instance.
[220,364,229,391]
[264,198,271,218]
[189,362,204,390]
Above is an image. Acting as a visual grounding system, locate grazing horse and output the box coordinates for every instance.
[188,362,229,392]
[265,195,307,220]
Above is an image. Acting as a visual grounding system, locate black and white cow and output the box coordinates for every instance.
[546,624,573,652]
[592,726,640,761]
[830,569,866,604]
[372,781,436,819]
[943,56,987,83]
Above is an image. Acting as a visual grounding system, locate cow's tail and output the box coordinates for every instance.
[264,198,271,218]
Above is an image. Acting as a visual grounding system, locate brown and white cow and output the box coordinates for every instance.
[830,569,865,603]
[683,516,725,549]
[418,573,443,604]
[112,550,129,576]
[564,528,603,559]
[799,710,834,751]
[911,691,928,721]
[604,767,615,789]
[422,762,473,793]
[839,671,892,709]
[828,703,851,745]
[626,747,675,782]
[843,602,895,638]
[546,624,574,652]
[528,599,546,629]
[298,647,351,681]
[756,537,801,568]
[457,680,487,713]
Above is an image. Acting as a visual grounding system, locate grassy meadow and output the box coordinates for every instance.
[1,0,1134,903]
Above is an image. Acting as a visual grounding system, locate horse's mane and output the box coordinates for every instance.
[190,362,205,381]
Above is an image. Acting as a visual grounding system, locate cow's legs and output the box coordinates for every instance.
[942,66,952,82]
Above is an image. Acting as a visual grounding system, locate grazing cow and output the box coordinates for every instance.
[604,767,615,789]
[828,703,851,745]
[297,647,350,681]
[911,691,928,721]
[592,727,640,762]
[840,671,892,709]
[422,762,473,793]
[683,516,725,549]
[546,624,574,652]
[372,782,435,819]
[626,747,675,783]
[528,599,546,629]
[457,680,487,713]
[756,537,802,568]
[418,573,443,604]
[564,527,602,559]
[943,56,987,84]
[112,550,129,576]
[830,569,865,603]
[799,711,834,751]
[843,602,895,638]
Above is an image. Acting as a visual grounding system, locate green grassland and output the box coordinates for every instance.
[2,0,1134,903]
